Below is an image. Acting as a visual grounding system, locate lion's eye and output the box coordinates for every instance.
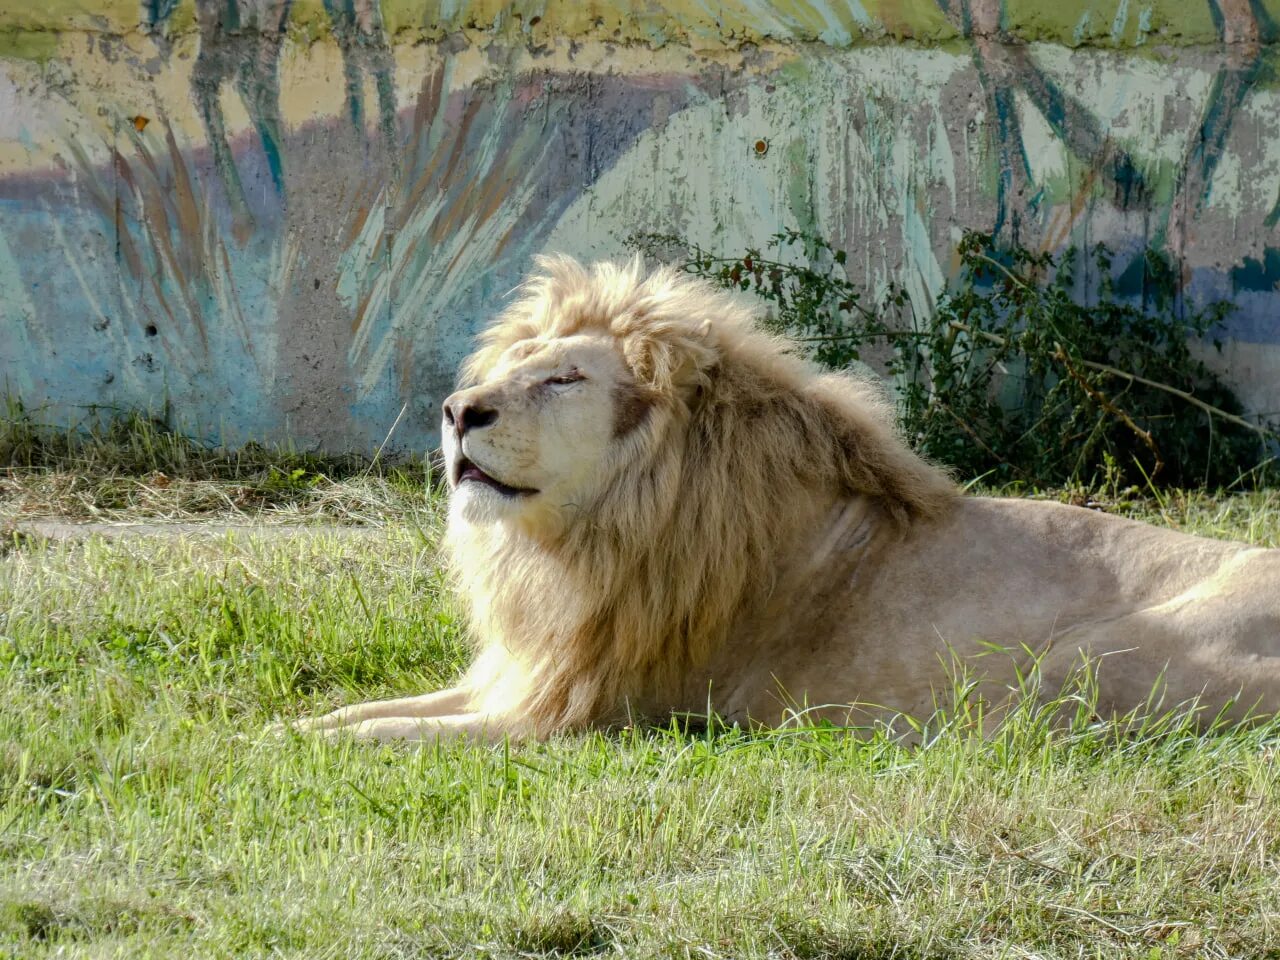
[546,372,585,386]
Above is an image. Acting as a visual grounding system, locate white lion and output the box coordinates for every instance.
[292,257,1280,742]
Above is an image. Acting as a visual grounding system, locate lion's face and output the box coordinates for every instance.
[442,332,646,529]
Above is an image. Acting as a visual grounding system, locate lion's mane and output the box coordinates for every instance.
[446,257,956,735]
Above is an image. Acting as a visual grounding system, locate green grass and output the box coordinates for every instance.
[3,425,1280,956]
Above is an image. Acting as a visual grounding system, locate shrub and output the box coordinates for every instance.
[629,230,1277,489]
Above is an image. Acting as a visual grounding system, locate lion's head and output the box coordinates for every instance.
[444,257,955,735]
[440,325,654,537]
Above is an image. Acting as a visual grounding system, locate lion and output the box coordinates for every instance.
[291,257,1280,742]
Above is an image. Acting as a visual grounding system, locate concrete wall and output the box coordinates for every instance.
[2,1,1278,452]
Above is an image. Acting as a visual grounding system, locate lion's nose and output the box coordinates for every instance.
[443,397,498,437]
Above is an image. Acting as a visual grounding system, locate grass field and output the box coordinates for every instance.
[3,459,1280,958]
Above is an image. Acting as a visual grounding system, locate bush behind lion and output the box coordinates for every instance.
[630,229,1280,491]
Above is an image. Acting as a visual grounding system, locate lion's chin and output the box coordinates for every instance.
[451,481,527,522]
[450,483,568,539]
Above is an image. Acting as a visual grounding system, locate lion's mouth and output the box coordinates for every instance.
[453,457,538,497]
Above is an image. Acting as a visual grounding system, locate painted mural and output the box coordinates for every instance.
[1,1,1278,451]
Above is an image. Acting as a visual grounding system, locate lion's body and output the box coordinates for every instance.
[293,259,1280,742]
[642,496,1280,728]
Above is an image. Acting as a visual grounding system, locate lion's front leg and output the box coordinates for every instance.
[319,712,506,744]
[287,686,473,732]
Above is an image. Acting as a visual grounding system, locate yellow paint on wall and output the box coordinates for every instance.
[0,30,716,173]
[0,0,138,34]
[1003,0,1222,46]
[4,0,1274,54]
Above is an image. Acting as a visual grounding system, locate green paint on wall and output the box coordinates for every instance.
[1140,157,1182,209]
[0,29,57,62]
[784,136,817,235]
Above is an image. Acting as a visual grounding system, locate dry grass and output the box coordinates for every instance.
[0,470,438,527]
[1,404,440,527]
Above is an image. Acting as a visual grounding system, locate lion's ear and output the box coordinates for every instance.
[622,322,719,397]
